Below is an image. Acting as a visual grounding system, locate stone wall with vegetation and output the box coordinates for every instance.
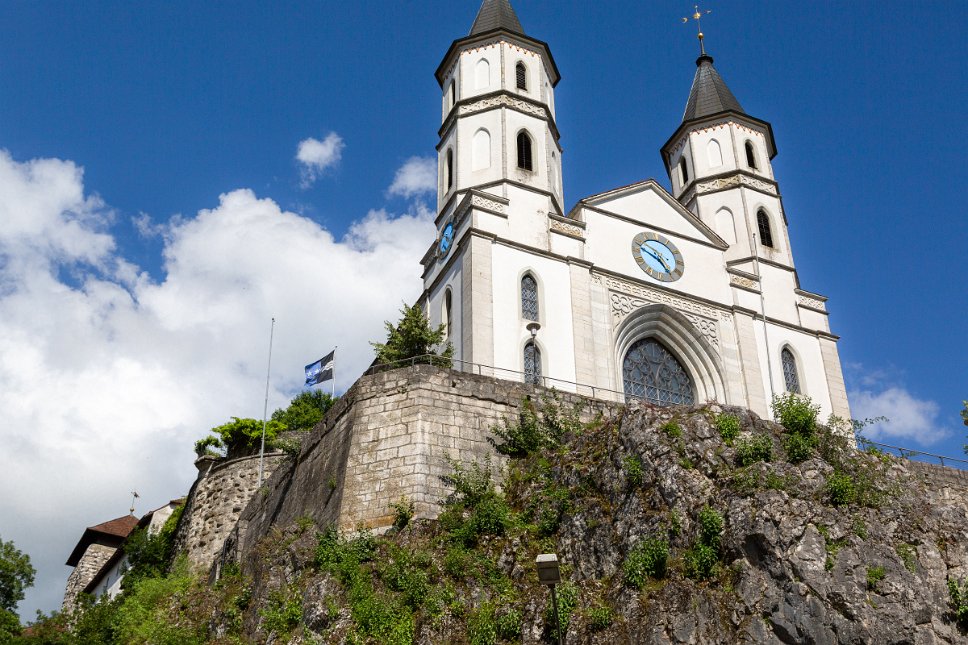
[61,543,115,613]
[173,452,284,571]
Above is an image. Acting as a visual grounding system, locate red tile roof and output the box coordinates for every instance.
[65,514,139,566]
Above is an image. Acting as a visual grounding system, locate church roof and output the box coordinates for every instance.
[682,54,744,122]
[469,0,525,37]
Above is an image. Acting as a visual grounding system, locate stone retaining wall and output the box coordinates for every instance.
[225,365,617,565]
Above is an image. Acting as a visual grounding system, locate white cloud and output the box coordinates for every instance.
[849,386,951,446]
[296,132,345,188]
[0,149,434,619]
[387,156,436,198]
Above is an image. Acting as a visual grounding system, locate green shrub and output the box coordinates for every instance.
[467,602,496,645]
[544,581,578,640]
[698,506,724,550]
[623,537,669,587]
[684,543,719,580]
[260,587,303,637]
[193,435,222,457]
[826,472,856,506]
[622,455,644,488]
[270,389,336,432]
[494,607,522,640]
[390,497,414,531]
[588,604,614,631]
[716,413,741,444]
[896,544,917,573]
[735,434,772,466]
[947,577,968,627]
[866,565,885,591]
[660,421,682,439]
[439,459,513,546]
[782,432,816,464]
[852,517,868,540]
[772,393,820,437]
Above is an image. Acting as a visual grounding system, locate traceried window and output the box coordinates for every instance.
[679,157,689,185]
[781,348,801,394]
[521,274,538,321]
[745,141,757,169]
[515,62,527,90]
[622,338,694,406]
[524,341,541,385]
[757,209,774,248]
[516,131,533,171]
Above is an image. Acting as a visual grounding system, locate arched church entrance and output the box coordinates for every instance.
[613,303,727,406]
[622,338,694,405]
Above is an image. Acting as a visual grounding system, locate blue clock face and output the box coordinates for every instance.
[631,231,684,282]
[438,222,454,257]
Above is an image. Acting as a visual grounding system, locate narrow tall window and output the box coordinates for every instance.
[679,157,689,185]
[521,274,538,321]
[524,341,541,385]
[449,80,456,108]
[516,132,533,171]
[445,149,454,191]
[443,290,452,341]
[745,141,757,169]
[515,62,527,90]
[757,209,774,248]
[781,348,800,394]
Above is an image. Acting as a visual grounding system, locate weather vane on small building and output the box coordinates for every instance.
[682,4,713,56]
[130,490,139,515]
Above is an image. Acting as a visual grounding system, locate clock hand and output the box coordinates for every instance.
[643,245,672,272]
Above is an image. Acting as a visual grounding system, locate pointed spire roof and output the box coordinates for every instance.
[469,0,525,37]
[682,54,744,122]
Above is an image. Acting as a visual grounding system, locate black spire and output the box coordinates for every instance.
[681,54,745,123]
[469,0,525,36]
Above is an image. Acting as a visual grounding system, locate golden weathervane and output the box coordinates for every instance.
[682,4,713,55]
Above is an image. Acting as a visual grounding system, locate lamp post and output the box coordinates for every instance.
[536,553,563,645]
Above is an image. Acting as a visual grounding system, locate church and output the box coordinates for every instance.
[419,0,850,422]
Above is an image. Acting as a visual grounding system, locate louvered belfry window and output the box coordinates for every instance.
[516,132,533,171]
[521,274,538,321]
[622,338,695,406]
[757,210,774,248]
[515,62,527,90]
[524,341,541,385]
[782,348,801,394]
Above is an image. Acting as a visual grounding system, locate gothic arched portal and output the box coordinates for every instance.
[622,338,695,405]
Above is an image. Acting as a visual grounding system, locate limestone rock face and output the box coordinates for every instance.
[214,370,968,643]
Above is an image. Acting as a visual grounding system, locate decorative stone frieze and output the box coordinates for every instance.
[470,193,509,215]
[797,295,827,312]
[729,273,760,290]
[549,218,584,238]
[458,93,548,120]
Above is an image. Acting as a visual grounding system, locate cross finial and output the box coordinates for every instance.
[682,4,713,56]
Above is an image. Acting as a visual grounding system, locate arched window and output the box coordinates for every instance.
[515,62,527,90]
[757,209,774,248]
[516,131,533,171]
[679,157,689,185]
[472,129,490,170]
[781,348,800,394]
[445,149,454,191]
[442,290,452,341]
[448,80,456,109]
[622,338,694,406]
[707,139,723,167]
[524,341,541,385]
[715,207,736,245]
[521,274,538,321]
[475,58,490,90]
[745,141,757,170]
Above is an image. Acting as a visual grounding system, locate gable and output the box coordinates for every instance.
[577,179,727,249]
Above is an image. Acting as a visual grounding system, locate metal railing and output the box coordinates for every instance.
[856,437,968,470]
[363,353,968,471]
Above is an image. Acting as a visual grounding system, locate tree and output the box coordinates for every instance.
[271,390,336,432]
[0,537,35,639]
[371,302,453,367]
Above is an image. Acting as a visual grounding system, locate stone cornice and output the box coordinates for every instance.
[438,90,561,149]
[679,169,780,206]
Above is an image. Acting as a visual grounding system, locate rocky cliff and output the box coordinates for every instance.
[222,394,968,644]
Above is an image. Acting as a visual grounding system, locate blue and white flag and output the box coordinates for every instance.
[305,349,335,386]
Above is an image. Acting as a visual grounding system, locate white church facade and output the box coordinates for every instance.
[419,0,851,422]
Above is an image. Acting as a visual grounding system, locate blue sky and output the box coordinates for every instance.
[1,0,965,619]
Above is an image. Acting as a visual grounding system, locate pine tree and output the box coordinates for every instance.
[371,302,453,368]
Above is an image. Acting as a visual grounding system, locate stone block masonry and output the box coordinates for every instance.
[224,365,617,566]
[62,543,115,613]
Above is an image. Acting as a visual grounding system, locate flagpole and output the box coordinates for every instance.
[332,346,337,398]
[258,317,276,488]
